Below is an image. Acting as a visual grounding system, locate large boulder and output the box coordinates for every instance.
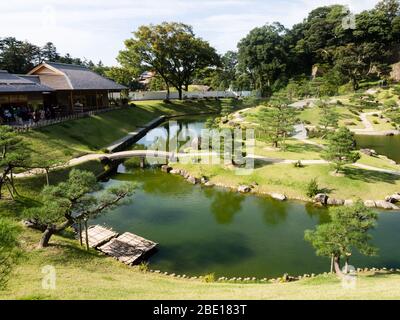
[385,193,400,203]
[327,198,345,206]
[314,194,329,205]
[200,176,209,184]
[161,165,173,173]
[170,169,181,175]
[375,200,399,210]
[238,185,252,193]
[360,149,377,157]
[270,193,287,201]
[344,200,354,206]
[187,176,200,185]
[204,181,215,187]
[364,200,376,208]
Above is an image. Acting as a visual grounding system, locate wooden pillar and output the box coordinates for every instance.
[140,156,145,169]
[84,218,89,251]
[78,220,83,246]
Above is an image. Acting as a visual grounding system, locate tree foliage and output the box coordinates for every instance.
[24,169,135,248]
[0,126,30,199]
[322,127,360,172]
[257,101,298,149]
[305,201,378,275]
[118,22,220,99]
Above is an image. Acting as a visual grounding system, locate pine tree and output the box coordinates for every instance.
[305,201,377,275]
[318,100,339,138]
[322,127,360,173]
[258,102,298,149]
[24,169,135,248]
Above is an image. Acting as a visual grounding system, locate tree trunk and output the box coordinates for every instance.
[38,219,73,248]
[166,85,170,100]
[330,255,334,273]
[45,168,50,186]
[178,88,183,100]
[84,219,89,251]
[39,228,54,248]
[333,256,344,277]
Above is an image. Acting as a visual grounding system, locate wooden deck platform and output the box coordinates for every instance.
[98,232,158,265]
[82,225,118,248]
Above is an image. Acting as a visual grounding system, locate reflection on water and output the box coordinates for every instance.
[92,118,400,278]
[94,167,400,278]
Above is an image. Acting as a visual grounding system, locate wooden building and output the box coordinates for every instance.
[28,62,127,114]
[0,70,54,111]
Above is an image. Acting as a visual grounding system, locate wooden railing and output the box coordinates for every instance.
[10,106,126,132]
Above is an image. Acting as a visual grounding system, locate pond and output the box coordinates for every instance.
[92,117,400,278]
[356,135,400,163]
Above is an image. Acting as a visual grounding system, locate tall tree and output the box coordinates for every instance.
[238,23,288,96]
[24,169,135,248]
[305,201,377,275]
[118,22,220,99]
[318,100,339,137]
[40,42,59,62]
[322,127,360,173]
[257,101,298,149]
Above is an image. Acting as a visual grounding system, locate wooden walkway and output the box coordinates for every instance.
[81,225,158,265]
[98,232,158,265]
[82,225,118,248]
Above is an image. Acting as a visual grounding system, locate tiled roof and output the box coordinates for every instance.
[46,62,127,91]
[0,71,54,93]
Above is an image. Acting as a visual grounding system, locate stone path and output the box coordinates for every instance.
[351,111,399,136]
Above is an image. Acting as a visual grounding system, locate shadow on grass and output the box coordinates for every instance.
[43,241,108,266]
[344,167,400,184]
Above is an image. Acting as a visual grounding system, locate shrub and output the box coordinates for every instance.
[203,273,215,283]
[373,120,379,124]
[139,261,149,273]
[306,178,319,198]
[294,160,304,168]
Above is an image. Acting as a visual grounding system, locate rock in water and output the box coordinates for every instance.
[161,165,172,173]
[187,176,199,184]
[327,198,345,206]
[270,193,286,201]
[375,200,399,210]
[364,200,376,208]
[238,185,252,193]
[314,194,328,205]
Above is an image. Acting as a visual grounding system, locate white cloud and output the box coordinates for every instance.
[0,0,380,65]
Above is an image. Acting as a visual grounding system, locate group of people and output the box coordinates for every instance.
[0,105,57,125]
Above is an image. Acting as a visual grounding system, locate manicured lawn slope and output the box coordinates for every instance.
[2,228,400,300]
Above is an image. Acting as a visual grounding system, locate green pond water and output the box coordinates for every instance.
[92,118,400,278]
[356,135,400,163]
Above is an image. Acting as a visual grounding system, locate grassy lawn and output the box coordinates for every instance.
[299,106,363,128]
[171,161,400,201]
[367,115,395,131]
[253,139,323,160]
[358,154,400,171]
[22,99,241,164]
[2,227,400,300]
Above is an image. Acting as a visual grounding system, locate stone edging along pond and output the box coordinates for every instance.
[161,165,400,211]
[143,267,400,284]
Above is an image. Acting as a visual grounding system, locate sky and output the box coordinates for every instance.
[0,0,380,66]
